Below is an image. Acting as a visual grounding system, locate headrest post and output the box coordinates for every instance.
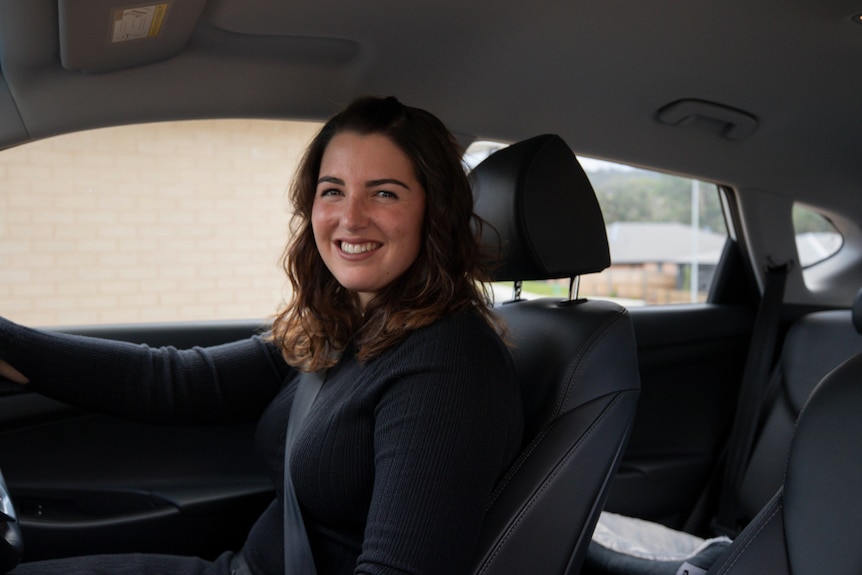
[512,280,523,302]
[568,276,580,302]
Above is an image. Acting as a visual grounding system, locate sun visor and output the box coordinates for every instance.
[58,0,207,73]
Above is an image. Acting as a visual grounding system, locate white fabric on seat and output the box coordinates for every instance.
[592,512,731,562]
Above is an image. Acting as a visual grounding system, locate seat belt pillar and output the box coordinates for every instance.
[713,260,791,537]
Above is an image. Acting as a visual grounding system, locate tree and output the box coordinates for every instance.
[588,168,726,233]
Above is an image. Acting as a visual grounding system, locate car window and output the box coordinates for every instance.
[1,119,322,326]
[2,125,731,328]
[466,142,728,306]
[792,203,842,268]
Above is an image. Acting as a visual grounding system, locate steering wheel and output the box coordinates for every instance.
[0,467,22,573]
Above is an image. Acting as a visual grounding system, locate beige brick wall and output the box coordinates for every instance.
[1,119,321,326]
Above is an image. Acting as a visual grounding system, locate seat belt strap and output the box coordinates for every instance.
[283,370,325,575]
[713,261,791,537]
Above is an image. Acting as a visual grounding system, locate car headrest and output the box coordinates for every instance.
[851,286,862,333]
[469,134,610,282]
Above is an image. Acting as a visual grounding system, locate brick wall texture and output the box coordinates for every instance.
[1,119,321,326]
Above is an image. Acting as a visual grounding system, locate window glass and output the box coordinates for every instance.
[2,127,732,328]
[792,204,842,268]
[1,119,322,326]
[467,142,728,306]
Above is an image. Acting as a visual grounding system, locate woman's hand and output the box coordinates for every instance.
[0,360,28,384]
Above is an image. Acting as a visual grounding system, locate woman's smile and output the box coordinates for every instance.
[338,240,382,255]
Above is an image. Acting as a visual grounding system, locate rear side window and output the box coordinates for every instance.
[466,143,728,306]
[792,203,842,268]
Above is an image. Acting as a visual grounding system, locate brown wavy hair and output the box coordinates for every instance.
[271,96,498,372]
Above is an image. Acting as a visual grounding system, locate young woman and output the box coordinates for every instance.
[0,96,523,575]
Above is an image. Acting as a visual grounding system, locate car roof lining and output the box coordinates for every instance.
[1,0,861,213]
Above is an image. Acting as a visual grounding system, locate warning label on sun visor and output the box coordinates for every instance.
[112,4,168,42]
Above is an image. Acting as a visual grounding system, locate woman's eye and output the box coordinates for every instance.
[375,190,398,199]
[319,188,341,197]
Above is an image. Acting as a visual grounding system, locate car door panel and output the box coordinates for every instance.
[6,419,272,561]
[0,321,275,562]
[603,304,753,528]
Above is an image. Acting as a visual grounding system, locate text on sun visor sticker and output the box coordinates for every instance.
[111,4,168,42]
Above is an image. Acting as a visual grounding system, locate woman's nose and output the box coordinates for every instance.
[340,195,368,229]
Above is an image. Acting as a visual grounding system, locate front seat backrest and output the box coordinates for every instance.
[707,287,862,574]
[468,135,641,575]
[707,349,862,574]
[736,297,862,522]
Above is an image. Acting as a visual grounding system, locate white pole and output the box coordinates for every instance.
[691,179,700,302]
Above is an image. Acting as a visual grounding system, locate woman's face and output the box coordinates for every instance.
[312,132,426,309]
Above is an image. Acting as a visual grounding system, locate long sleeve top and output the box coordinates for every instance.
[0,310,523,575]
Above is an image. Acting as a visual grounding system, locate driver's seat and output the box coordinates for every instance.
[468,135,641,575]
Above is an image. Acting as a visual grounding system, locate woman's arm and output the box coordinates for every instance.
[0,316,291,424]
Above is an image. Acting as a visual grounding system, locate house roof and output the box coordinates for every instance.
[606,222,727,265]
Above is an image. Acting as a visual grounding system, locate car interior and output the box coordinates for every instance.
[3,0,862,574]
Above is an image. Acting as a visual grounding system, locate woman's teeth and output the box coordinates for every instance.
[341,241,380,254]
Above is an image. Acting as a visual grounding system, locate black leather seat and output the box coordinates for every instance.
[584,290,862,575]
[467,134,641,575]
[732,296,862,523]
[706,349,862,574]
